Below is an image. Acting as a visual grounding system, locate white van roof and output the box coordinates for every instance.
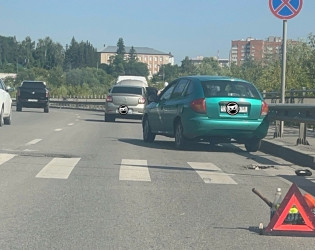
[117,76,148,85]
[116,79,148,87]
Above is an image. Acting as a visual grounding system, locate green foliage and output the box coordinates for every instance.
[116,38,126,55]
[64,37,98,70]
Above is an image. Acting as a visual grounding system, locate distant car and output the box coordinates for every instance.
[142,75,269,152]
[0,78,13,126]
[16,81,50,113]
[104,85,157,122]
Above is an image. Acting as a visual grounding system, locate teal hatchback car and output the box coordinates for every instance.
[142,76,269,152]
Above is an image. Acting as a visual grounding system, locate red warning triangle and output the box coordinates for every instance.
[265,183,315,236]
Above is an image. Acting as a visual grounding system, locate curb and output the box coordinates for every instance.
[261,140,315,169]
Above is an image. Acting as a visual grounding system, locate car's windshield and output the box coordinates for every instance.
[201,80,261,99]
[111,86,143,95]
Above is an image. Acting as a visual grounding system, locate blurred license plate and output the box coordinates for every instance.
[28,99,38,102]
[221,106,248,113]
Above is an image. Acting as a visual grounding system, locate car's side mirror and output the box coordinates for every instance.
[6,86,14,92]
[148,94,158,103]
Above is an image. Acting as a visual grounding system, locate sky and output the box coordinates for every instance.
[1,0,314,64]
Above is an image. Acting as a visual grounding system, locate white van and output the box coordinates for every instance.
[116,76,148,87]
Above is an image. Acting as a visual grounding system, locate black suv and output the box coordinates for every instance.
[16,81,50,113]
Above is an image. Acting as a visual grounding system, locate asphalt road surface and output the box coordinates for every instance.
[0,108,314,249]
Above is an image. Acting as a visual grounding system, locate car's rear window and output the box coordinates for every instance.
[201,80,261,99]
[111,86,143,95]
[117,80,146,86]
[21,81,46,88]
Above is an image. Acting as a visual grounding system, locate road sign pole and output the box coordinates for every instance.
[280,20,287,137]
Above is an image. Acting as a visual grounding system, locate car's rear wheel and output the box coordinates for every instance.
[4,112,11,125]
[44,106,49,113]
[16,104,22,112]
[143,117,155,143]
[0,107,3,127]
[104,113,115,122]
[245,139,261,152]
[174,121,187,150]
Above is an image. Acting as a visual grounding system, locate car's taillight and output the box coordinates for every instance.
[261,100,269,116]
[138,97,146,104]
[106,96,113,102]
[16,88,20,97]
[46,90,49,98]
[190,98,206,114]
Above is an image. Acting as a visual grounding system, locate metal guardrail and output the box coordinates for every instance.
[49,99,105,111]
[12,98,106,111]
[263,88,315,104]
[268,103,315,145]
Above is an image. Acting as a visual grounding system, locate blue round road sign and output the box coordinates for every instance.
[269,0,303,20]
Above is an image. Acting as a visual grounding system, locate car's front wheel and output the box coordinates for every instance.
[174,121,187,150]
[245,139,261,152]
[143,117,155,143]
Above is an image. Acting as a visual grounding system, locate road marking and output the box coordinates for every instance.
[54,128,63,132]
[306,177,315,183]
[119,159,151,182]
[68,123,74,126]
[187,162,237,184]
[36,158,81,179]
[0,153,17,166]
[25,139,42,146]
[23,149,37,152]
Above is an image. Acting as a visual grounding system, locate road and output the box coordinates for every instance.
[0,109,314,249]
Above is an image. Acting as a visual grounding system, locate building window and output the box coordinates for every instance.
[160,57,163,62]
[150,57,152,61]
[144,57,147,61]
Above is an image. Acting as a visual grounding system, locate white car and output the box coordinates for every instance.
[0,78,13,126]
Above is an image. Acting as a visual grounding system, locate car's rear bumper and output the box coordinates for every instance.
[18,100,49,108]
[105,103,145,115]
[183,117,269,140]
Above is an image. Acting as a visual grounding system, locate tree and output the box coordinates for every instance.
[195,57,221,75]
[180,56,196,75]
[128,46,137,62]
[116,38,126,55]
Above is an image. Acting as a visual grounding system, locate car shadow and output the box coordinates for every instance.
[84,119,104,123]
[14,110,46,114]
[119,138,289,169]
[112,120,142,124]
[118,138,245,152]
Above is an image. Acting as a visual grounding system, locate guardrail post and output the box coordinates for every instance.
[297,123,309,145]
[290,89,295,103]
[274,120,281,138]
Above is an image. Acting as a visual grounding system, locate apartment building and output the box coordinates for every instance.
[99,46,174,77]
[231,36,283,66]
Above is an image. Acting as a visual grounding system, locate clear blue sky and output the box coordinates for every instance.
[1,0,314,64]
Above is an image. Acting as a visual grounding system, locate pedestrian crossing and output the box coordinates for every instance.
[0,153,314,185]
